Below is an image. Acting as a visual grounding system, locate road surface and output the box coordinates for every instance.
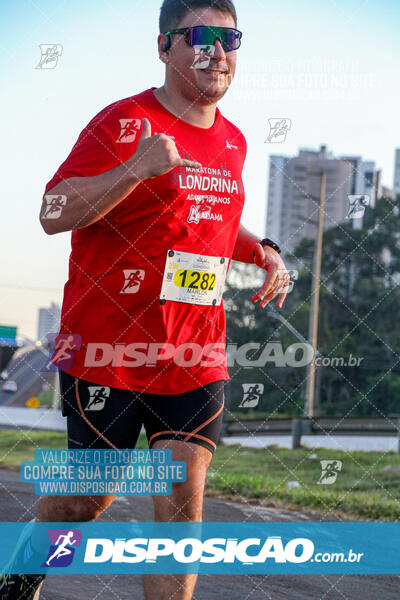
[0,346,53,408]
[0,470,398,600]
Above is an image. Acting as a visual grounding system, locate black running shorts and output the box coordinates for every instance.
[59,371,225,454]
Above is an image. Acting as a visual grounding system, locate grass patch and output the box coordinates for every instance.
[37,389,54,408]
[1,430,399,519]
[207,444,400,520]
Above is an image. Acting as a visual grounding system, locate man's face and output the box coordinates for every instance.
[160,8,238,105]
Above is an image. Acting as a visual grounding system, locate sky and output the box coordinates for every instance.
[1,0,400,339]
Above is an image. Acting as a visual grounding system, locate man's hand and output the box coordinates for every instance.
[252,243,291,309]
[129,118,202,180]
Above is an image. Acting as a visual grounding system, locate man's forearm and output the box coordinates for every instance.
[232,224,260,264]
[40,159,144,235]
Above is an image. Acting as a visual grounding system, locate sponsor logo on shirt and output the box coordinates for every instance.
[226,140,239,150]
[179,170,239,195]
[120,270,146,294]
[187,205,223,224]
[187,194,231,206]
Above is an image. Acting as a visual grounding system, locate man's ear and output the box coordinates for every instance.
[158,33,170,55]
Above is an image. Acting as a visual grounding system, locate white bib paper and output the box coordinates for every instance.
[160,250,229,306]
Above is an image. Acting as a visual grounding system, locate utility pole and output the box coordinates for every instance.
[305,171,326,419]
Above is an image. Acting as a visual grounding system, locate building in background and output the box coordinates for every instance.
[37,302,61,342]
[393,148,400,200]
[266,146,379,255]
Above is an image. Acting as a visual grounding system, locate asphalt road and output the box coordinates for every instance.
[0,346,53,407]
[0,470,398,600]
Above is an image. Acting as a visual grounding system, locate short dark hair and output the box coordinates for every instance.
[159,0,237,33]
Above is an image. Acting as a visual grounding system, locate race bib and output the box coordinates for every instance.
[160,250,229,306]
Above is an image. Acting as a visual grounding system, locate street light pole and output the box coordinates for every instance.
[305,171,326,419]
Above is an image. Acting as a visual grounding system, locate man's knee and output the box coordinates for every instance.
[38,494,115,522]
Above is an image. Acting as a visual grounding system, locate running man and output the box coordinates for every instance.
[1,1,290,599]
[45,532,77,567]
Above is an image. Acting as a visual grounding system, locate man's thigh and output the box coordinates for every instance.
[143,380,225,454]
[59,371,144,449]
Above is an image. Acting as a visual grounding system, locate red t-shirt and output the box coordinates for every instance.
[45,88,247,394]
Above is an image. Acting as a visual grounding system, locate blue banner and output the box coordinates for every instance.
[1,522,399,574]
[20,449,186,496]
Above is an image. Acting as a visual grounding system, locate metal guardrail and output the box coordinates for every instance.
[223,417,400,451]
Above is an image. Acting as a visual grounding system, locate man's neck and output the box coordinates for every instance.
[153,85,217,129]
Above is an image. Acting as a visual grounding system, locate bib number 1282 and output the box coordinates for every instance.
[175,269,216,291]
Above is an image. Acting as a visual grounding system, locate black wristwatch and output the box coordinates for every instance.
[259,238,281,254]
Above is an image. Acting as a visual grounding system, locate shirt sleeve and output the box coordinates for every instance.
[44,104,140,194]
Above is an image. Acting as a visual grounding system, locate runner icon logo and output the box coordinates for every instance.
[318,460,342,485]
[85,386,111,411]
[43,334,82,372]
[116,119,141,143]
[120,270,146,294]
[42,529,82,567]
[265,118,292,143]
[239,384,264,408]
[36,44,63,69]
[42,194,67,220]
[191,45,216,69]
[346,195,370,220]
